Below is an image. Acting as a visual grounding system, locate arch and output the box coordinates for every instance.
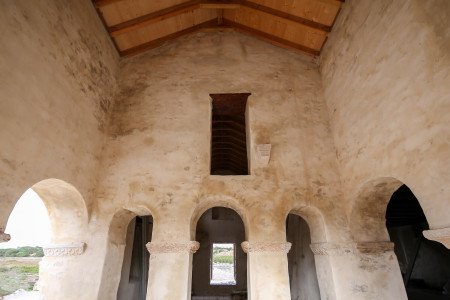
[284,205,328,244]
[190,195,249,240]
[3,178,89,244]
[349,177,405,242]
[98,206,154,300]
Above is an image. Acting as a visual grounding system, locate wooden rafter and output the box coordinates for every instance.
[223,19,320,56]
[239,1,331,32]
[94,0,344,57]
[120,19,219,57]
[105,0,334,37]
[109,0,201,37]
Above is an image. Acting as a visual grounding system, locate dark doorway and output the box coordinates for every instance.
[386,185,450,299]
[117,216,153,300]
[286,214,320,300]
[192,207,247,299]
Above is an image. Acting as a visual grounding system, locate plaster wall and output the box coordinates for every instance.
[0,1,118,299]
[0,0,118,226]
[320,0,450,230]
[92,32,345,299]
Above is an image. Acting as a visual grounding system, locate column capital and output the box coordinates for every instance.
[241,241,292,253]
[310,241,394,256]
[424,227,450,249]
[43,243,86,257]
[0,228,11,242]
[146,241,200,254]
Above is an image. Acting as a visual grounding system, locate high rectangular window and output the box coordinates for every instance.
[210,93,250,175]
[210,243,236,285]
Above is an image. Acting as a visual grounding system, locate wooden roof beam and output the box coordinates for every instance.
[105,0,333,37]
[240,1,331,32]
[109,0,201,37]
[223,19,320,56]
[120,19,219,57]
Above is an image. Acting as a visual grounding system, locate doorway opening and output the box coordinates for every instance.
[286,213,321,300]
[192,207,247,299]
[117,215,153,300]
[386,185,450,299]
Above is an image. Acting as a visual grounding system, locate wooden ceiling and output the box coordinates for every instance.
[93,0,344,57]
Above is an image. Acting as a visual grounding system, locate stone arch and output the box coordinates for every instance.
[286,205,328,244]
[349,177,406,242]
[3,178,89,244]
[98,205,155,299]
[189,195,249,240]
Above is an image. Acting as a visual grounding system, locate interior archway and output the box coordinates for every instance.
[98,208,153,300]
[191,206,247,299]
[0,179,88,298]
[386,185,450,299]
[286,213,321,300]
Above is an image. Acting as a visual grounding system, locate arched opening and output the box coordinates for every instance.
[0,179,88,299]
[117,215,153,300]
[286,213,321,300]
[0,189,50,297]
[98,208,154,300]
[386,185,450,299]
[191,207,247,299]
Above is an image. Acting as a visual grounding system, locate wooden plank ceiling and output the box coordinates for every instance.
[93,0,344,57]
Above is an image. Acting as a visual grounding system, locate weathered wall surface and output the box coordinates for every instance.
[0,1,118,299]
[0,0,118,230]
[91,32,345,299]
[320,0,450,231]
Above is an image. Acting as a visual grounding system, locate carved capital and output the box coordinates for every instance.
[146,241,200,254]
[0,228,11,242]
[424,227,450,249]
[43,243,86,257]
[241,241,292,254]
[310,242,356,256]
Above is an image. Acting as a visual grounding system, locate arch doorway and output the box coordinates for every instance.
[386,185,450,299]
[191,207,247,299]
[116,215,153,300]
[286,213,320,300]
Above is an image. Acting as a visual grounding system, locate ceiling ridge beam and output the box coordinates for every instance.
[239,0,331,32]
[109,0,201,37]
[120,19,219,57]
[223,19,320,56]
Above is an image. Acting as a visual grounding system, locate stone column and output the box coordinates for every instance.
[311,241,407,300]
[146,241,199,300]
[40,243,88,300]
[424,227,450,249]
[241,241,292,300]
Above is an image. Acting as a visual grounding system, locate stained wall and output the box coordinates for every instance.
[0,0,118,228]
[320,0,450,230]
